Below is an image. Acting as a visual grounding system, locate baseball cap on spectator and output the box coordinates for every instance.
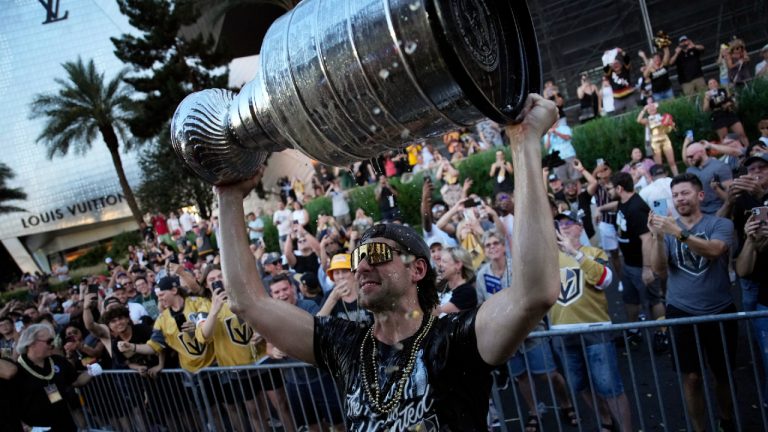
[116,272,128,279]
[426,237,443,249]
[113,283,124,291]
[679,35,689,42]
[762,44,768,53]
[548,174,559,182]
[103,297,122,309]
[156,275,181,291]
[744,153,768,168]
[299,272,320,290]
[649,164,666,177]
[327,254,352,281]
[555,211,582,225]
[263,252,281,266]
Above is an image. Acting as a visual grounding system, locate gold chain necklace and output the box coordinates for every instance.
[359,314,435,415]
[19,355,55,381]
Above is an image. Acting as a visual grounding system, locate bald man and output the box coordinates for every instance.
[684,142,733,214]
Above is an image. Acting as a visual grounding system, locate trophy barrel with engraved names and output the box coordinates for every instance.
[171,0,541,185]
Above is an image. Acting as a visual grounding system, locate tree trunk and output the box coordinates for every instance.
[101,126,144,227]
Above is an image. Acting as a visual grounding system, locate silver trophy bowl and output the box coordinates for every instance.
[171,0,541,185]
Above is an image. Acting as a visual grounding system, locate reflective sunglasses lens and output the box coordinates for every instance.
[351,243,394,270]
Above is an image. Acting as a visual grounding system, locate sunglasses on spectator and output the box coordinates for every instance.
[351,242,404,271]
[497,194,510,201]
[483,240,502,249]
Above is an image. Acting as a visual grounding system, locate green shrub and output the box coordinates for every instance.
[261,215,280,253]
[347,184,380,222]
[110,230,142,262]
[304,197,332,234]
[69,244,109,270]
[0,289,32,305]
[734,78,768,139]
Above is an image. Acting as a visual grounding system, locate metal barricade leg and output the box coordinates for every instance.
[692,323,718,432]
[620,329,643,432]
[718,321,741,431]
[668,328,694,430]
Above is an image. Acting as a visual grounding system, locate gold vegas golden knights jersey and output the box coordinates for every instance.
[147,296,216,372]
[551,247,612,326]
[195,303,267,366]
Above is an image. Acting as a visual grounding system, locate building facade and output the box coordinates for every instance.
[0,1,140,273]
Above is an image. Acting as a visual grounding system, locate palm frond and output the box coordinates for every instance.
[0,162,26,214]
[30,57,134,159]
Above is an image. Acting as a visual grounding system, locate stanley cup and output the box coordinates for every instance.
[170,0,541,185]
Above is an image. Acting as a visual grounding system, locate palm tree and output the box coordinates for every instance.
[30,57,143,226]
[0,162,26,214]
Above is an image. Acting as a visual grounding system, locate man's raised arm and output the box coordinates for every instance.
[216,169,316,364]
[475,95,560,366]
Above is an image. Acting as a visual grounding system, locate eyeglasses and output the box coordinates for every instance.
[351,242,403,271]
[483,240,502,249]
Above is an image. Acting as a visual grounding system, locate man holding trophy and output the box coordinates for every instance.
[170,0,556,428]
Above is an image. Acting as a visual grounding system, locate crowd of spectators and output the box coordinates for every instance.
[1,33,768,432]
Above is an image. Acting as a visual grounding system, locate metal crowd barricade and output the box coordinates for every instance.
[77,310,768,432]
[79,360,345,432]
[490,310,768,432]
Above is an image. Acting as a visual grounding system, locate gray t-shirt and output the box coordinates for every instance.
[686,159,732,214]
[663,214,735,314]
[475,260,511,305]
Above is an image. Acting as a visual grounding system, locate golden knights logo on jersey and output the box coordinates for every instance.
[673,232,708,276]
[225,316,253,346]
[177,333,207,357]
[558,267,583,305]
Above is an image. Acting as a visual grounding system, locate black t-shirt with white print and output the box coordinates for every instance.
[314,309,494,431]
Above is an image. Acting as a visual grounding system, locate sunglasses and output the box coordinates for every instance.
[558,220,579,228]
[351,242,403,271]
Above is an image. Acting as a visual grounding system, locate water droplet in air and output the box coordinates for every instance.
[409,1,421,11]
[400,129,411,139]
[391,61,399,69]
[404,41,418,55]
[369,125,378,133]
[372,107,382,115]
[394,342,404,351]
[378,69,390,80]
